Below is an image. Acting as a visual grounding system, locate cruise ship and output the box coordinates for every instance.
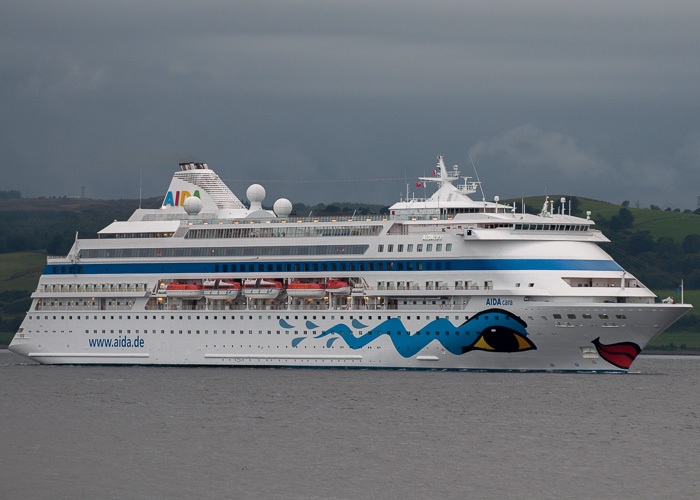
[9,156,691,371]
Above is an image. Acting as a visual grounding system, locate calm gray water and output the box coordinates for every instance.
[1,352,698,500]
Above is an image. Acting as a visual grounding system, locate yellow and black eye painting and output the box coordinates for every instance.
[462,325,537,353]
[461,310,537,354]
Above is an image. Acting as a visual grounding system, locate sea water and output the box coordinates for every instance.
[0,351,698,499]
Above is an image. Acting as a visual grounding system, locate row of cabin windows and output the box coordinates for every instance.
[378,243,452,253]
[33,313,467,321]
[51,258,453,275]
[515,224,589,231]
[31,312,628,323]
[185,225,383,239]
[78,244,368,259]
[39,283,147,292]
[99,232,175,239]
[53,257,456,275]
[214,260,453,273]
[83,329,474,336]
[529,313,626,320]
[53,266,82,274]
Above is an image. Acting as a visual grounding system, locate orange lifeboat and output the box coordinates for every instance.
[165,282,203,299]
[287,281,326,299]
[242,278,284,299]
[326,279,351,295]
[203,279,241,299]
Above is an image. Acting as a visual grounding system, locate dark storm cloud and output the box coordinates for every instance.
[2,1,700,209]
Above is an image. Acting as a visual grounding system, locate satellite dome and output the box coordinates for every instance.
[247,184,266,203]
[183,196,203,215]
[246,184,266,211]
[273,198,293,217]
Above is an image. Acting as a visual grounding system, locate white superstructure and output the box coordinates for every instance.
[10,158,691,371]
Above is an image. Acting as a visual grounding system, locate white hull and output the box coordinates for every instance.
[10,301,689,372]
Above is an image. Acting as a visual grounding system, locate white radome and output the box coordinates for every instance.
[273,198,293,217]
[183,195,203,215]
[246,184,266,204]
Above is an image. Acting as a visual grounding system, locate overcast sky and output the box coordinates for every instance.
[3,1,700,210]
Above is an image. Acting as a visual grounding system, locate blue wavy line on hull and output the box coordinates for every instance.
[313,309,531,358]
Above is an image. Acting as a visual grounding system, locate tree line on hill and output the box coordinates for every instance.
[0,190,21,200]
[625,200,700,214]
[0,208,133,255]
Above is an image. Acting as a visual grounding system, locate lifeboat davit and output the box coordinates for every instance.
[326,279,351,295]
[203,279,241,299]
[165,282,203,299]
[287,281,326,299]
[242,278,284,299]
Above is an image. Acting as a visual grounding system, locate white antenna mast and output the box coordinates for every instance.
[405,171,408,202]
[139,169,142,209]
[469,155,486,202]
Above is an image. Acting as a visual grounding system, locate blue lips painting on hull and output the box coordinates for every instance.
[303,308,535,358]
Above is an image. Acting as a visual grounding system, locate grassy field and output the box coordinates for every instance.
[632,216,700,242]
[0,251,45,292]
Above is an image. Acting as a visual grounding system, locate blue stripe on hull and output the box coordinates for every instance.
[45,258,622,275]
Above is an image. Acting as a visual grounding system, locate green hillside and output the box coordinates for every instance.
[581,202,699,242]
[0,251,46,292]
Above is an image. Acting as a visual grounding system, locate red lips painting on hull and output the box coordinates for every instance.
[591,337,642,369]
